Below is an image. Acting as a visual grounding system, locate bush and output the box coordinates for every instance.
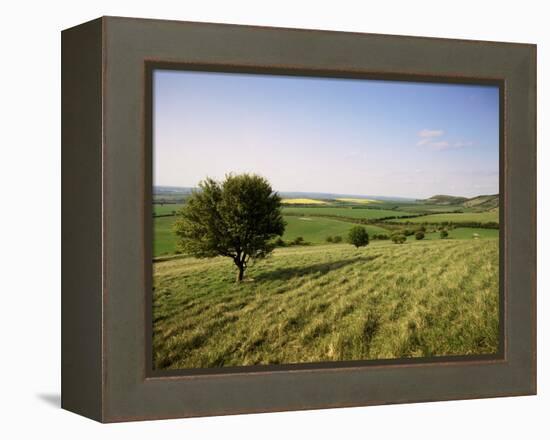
[326,236,333,243]
[333,235,343,243]
[373,233,389,240]
[291,236,305,245]
[440,229,449,239]
[274,237,287,247]
[391,233,406,244]
[348,226,369,248]
[415,231,425,240]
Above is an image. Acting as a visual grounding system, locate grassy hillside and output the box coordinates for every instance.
[153,239,499,369]
[463,194,499,211]
[422,195,468,205]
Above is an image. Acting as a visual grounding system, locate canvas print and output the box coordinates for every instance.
[152,69,500,370]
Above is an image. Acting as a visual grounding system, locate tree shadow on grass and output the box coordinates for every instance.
[254,255,380,282]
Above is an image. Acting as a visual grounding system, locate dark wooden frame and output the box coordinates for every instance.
[62,16,536,422]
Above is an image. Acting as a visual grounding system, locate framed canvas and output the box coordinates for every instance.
[61,16,536,422]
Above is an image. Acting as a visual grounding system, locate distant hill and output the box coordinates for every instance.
[422,195,468,205]
[421,194,499,212]
[153,187,416,203]
[463,194,499,211]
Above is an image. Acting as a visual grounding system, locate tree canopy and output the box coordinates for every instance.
[173,174,285,282]
[348,226,369,248]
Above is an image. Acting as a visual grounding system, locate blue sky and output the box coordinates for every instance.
[153,69,499,198]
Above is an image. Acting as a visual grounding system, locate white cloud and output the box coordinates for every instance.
[416,129,473,151]
[418,129,444,138]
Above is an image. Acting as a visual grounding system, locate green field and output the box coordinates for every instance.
[153,239,499,369]
[385,203,465,213]
[154,216,179,256]
[154,214,391,256]
[422,227,499,240]
[394,210,499,224]
[153,204,184,216]
[283,206,414,220]
[282,216,389,244]
[153,207,499,257]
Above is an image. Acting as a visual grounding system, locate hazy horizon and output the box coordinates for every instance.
[153,70,499,199]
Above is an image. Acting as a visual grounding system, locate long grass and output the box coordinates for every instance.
[153,239,499,369]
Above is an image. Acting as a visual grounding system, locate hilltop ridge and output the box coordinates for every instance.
[421,194,499,211]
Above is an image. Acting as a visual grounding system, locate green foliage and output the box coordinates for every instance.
[332,235,343,243]
[391,233,406,244]
[274,237,287,247]
[326,236,333,243]
[440,229,449,239]
[348,226,369,248]
[291,236,306,246]
[415,231,425,240]
[173,174,285,281]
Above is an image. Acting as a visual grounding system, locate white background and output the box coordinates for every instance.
[0,0,546,437]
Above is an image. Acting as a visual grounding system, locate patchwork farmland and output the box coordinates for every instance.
[152,189,500,369]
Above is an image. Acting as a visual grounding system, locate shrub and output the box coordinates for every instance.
[415,231,425,240]
[291,236,305,245]
[440,229,449,239]
[333,235,343,243]
[391,233,406,244]
[274,237,287,247]
[348,226,369,248]
[326,236,334,243]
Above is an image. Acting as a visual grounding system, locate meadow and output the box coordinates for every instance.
[153,196,500,257]
[153,239,499,369]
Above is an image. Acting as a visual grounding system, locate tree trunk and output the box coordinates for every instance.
[236,263,245,282]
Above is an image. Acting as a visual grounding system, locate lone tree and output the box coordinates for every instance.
[173,174,285,282]
[348,226,369,248]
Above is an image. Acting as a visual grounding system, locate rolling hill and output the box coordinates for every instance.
[420,194,499,212]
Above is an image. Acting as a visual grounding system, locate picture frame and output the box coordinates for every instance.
[61,16,536,422]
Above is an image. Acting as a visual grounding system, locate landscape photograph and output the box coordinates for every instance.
[152,69,500,370]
